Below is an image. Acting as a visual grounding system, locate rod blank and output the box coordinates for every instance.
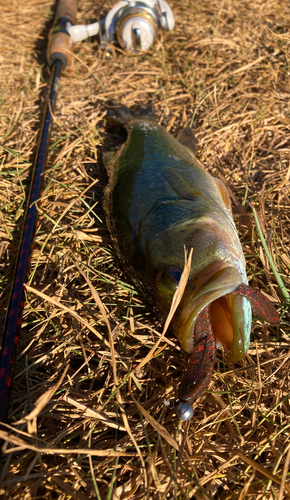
[0,0,78,422]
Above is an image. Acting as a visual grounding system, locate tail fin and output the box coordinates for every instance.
[104,100,155,126]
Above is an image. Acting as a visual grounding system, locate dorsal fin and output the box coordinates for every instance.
[177,127,197,155]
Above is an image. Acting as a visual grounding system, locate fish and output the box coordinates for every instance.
[103,101,280,420]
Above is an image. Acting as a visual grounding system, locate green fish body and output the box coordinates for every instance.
[103,102,279,411]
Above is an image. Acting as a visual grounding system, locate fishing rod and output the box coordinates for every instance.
[0,0,78,422]
[0,0,176,423]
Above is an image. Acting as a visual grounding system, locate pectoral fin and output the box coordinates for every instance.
[163,168,206,203]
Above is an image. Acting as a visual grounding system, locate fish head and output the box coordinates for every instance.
[157,261,252,362]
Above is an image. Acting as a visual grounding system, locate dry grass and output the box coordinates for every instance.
[0,0,290,498]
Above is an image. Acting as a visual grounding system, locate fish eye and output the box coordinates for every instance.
[169,267,182,285]
[166,266,182,285]
[159,266,183,293]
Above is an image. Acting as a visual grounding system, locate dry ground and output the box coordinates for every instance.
[1,0,290,498]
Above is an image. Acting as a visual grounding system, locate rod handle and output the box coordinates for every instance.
[54,0,77,23]
[47,0,78,69]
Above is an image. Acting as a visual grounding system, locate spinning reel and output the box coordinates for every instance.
[67,0,175,54]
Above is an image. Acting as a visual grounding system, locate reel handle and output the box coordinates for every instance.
[47,0,78,69]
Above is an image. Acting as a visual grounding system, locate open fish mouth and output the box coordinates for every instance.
[175,269,280,418]
[177,266,279,362]
[177,266,250,361]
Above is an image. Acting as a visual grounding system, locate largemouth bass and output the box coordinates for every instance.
[103,102,279,420]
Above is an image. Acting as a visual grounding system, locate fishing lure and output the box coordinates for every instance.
[176,284,280,420]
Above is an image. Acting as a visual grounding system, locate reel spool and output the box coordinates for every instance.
[67,0,175,54]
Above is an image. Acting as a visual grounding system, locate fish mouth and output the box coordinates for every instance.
[176,265,252,361]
